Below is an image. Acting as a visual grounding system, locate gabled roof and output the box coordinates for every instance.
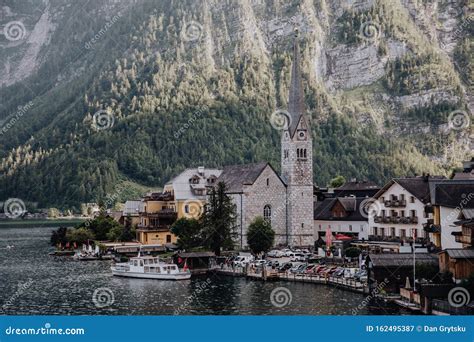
[428,180,474,208]
[123,200,143,215]
[314,197,367,221]
[165,167,222,200]
[373,176,446,204]
[217,162,285,193]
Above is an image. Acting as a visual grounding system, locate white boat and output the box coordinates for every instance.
[111,255,191,280]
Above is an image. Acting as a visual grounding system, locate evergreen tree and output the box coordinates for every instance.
[170,217,202,250]
[201,182,237,255]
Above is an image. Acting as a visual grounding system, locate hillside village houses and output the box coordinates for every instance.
[113,32,473,268]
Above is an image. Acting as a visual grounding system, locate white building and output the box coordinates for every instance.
[314,197,369,240]
[368,176,445,241]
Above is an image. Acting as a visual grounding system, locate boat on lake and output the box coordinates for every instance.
[111,255,191,280]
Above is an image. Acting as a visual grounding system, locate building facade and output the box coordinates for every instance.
[367,177,442,241]
[314,197,369,241]
[280,30,314,247]
[217,163,287,248]
[137,166,222,245]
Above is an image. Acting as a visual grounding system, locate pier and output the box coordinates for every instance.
[212,266,369,294]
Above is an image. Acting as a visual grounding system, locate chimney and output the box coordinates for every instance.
[197,166,205,175]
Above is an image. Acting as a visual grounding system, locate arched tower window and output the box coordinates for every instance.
[263,205,271,224]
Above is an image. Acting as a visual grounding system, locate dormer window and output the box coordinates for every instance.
[189,175,200,184]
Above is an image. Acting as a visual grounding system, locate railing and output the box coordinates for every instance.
[432,299,474,315]
[373,216,418,224]
[384,200,407,207]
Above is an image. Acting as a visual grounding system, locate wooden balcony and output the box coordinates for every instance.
[374,216,418,224]
[384,199,407,207]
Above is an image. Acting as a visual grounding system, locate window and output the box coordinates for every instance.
[284,150,289,159]
[380,197,385,203]
[373,227,378,236]
[349,225,352,231]
[400,194,405,201]
[410,196,415,203]
[380,228,385,237]
[134,260,138,266]
[391,227,396,237]
[263,205,271,223]
[400,229,406,238]
[401,210,405,217]
[410,210,416,217]
[303,149,307,158]
[360,225,364,232]
[166,235,172,243]
[301,223,304,228]
[266,178,269,186]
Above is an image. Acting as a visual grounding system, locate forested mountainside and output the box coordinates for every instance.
[0,0,472,209]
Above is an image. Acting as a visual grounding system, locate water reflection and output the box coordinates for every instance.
[0,227,410,315]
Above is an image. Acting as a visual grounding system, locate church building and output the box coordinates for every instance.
[217,31,314,248]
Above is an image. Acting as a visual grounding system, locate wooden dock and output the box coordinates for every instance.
[212,267,369,294]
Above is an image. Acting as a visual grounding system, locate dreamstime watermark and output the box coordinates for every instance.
[358,21,381,42]
[3,198,27,219]
[92,110,115,131]
[447,110,470,131]
[440,15,473,49]
[5,323,85,336]
[174,278,212,315]
[0,101,34,136]
[352,280,388,314]
[3,21,27,42]
[0,279,33,313]
[270,287,292,308]
[174,107,206,140]
[181,199,203,219]
[359,197,382,219]
[441,192,473,228]
[92,287,115,308]
[270,109,291,131]
[181,20,203,42]
[84,12,123,50]
[448,287,470,308]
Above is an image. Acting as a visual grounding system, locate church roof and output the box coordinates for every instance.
[217,162,283,193]
[287,29,306,138]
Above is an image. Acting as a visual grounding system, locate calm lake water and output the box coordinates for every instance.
[0,227,411,315]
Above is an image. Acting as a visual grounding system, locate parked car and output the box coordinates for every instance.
[267,250,279,258]
[304,264,316,274]
[315,266,327,274]
[293,264,308,274]
[289,263,304,273]
[343,268,358,279]
[253,260,266,266]
[274,250,285,258]
[333,268,345,277]
[233,255,253,267]
[278,262,293,272]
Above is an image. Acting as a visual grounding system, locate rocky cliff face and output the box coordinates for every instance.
[0,0,471,207]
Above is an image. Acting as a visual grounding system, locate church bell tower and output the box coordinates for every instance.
[281,29,314,247]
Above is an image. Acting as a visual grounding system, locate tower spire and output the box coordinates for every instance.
[287,27,305,138]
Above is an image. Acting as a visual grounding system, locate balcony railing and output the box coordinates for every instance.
[374,216,418,224]
[140,209,178,219]
[137,224,171,231]
[384,199,407,207]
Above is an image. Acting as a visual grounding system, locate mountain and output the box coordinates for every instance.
[0,0,472,210]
